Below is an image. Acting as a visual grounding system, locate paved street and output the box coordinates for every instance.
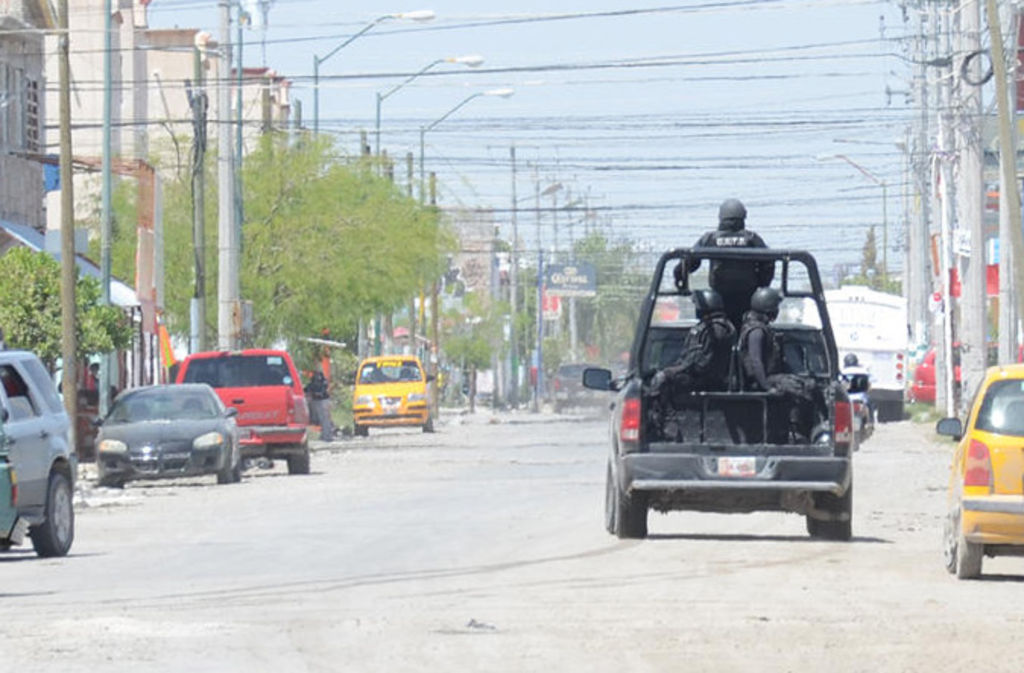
[3,411,1024,672]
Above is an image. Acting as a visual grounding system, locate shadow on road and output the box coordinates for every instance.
[647,533,891,544]
[975,573,1024,583]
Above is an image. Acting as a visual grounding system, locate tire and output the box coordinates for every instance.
[808,485,852,541]
[30,471,74,558]
[217,444,242,484]
[956,529,983,579]
[423,417,435,433]
[354,425,369,437]
[287,445,311,475]
[605,462,647,539]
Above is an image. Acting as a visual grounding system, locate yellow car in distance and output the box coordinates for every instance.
[937,364,1024,579]
[352,356,433,436]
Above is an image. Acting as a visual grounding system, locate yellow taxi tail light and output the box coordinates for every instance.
[964,439,993,489]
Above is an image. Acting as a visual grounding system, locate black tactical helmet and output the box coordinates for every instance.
[843,353,859,368]
[718,198,747,222]
[750,287,782,316]
[692,289,725,317]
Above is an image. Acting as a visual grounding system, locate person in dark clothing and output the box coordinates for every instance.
[304,368,335,441]
[689,198,775,327]
[648,289,737,441]
[737,287,820,443]
[652,289,736,397]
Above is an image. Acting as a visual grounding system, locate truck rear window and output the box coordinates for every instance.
[182,355,294,388]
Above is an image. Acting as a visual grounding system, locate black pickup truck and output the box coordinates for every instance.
[583,248,855,540]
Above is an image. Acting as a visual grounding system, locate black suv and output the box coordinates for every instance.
[584,248,855,541]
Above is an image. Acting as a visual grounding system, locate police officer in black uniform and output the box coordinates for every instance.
[738,287,821,443]
[689,198,775,327]
[653,289,736,396]
[649,289,737,440]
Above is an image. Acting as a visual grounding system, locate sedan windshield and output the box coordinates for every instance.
[108,389,221,423]
[358,360,423,384]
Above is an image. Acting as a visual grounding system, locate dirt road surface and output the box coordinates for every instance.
[2,412,1023,672]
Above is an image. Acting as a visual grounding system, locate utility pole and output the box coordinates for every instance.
[534,177,543,413]
[188,45,209,352]
[909,2,932,352]
[509,145,519,407]
[218,1,238,350]
[58,0,77,448]
[999,10,1020,365]
[99,0,113,416]
[987,0,1024,359]
[956,0,986,410]
[936,7,956,417]
[429,172,440,420]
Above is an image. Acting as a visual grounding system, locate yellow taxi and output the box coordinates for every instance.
[937,364,1024,579]
[352,355,433,436]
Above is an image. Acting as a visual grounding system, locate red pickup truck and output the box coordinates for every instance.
[175,349,310,474]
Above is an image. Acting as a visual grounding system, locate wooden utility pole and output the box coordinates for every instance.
[987,0,1024,356]
[58,0,77,448]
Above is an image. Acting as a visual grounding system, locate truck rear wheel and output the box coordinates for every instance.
[287,444,311,475]
[807,485,852,541]
[605,462,647,539]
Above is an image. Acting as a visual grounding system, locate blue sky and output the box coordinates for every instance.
[149,0,911,278]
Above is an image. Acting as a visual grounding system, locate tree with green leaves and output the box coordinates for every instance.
[0,248,132,371]
[91,134,453,351]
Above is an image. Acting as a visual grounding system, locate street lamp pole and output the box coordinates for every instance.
[312,9,435,137]
[419,88,513,203]
[375,54,483,159]
[418,87,514,417]
[823,153,888,284]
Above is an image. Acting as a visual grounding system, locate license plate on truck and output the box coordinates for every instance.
[718,456,757,477]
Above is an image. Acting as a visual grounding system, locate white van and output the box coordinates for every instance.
[825,286,908,422]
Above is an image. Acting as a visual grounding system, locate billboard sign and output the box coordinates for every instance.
[545,262,597,297]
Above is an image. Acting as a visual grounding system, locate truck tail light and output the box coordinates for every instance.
[833,399,853,452]
[964,439,992,488]
[9,467,17,507]
[620,397,641,444]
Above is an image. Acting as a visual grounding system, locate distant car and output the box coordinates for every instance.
[95,384,242,488]
[937,364,1024,579]
[909,348,960,405]
[352,355,433,435]
[552,362,604,413]
[1,350,76,557]
[176,349,310,475]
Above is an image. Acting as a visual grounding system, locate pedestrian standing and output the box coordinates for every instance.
[305,368,335,441]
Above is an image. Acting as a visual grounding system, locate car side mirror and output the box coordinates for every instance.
[225,407,239,418]
[426,374,436,382]
[936,417,962,440]
[1,407,8,423]
[91,416,104,427]
[583,367,615,391]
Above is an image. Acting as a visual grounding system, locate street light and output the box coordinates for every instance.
[818,153,889,284]
[418,87,514,203]
[312,9,435,136]
[534,180,562,413]
[375,54,483,159]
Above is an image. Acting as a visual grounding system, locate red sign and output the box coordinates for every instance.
[542,292,561,320]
